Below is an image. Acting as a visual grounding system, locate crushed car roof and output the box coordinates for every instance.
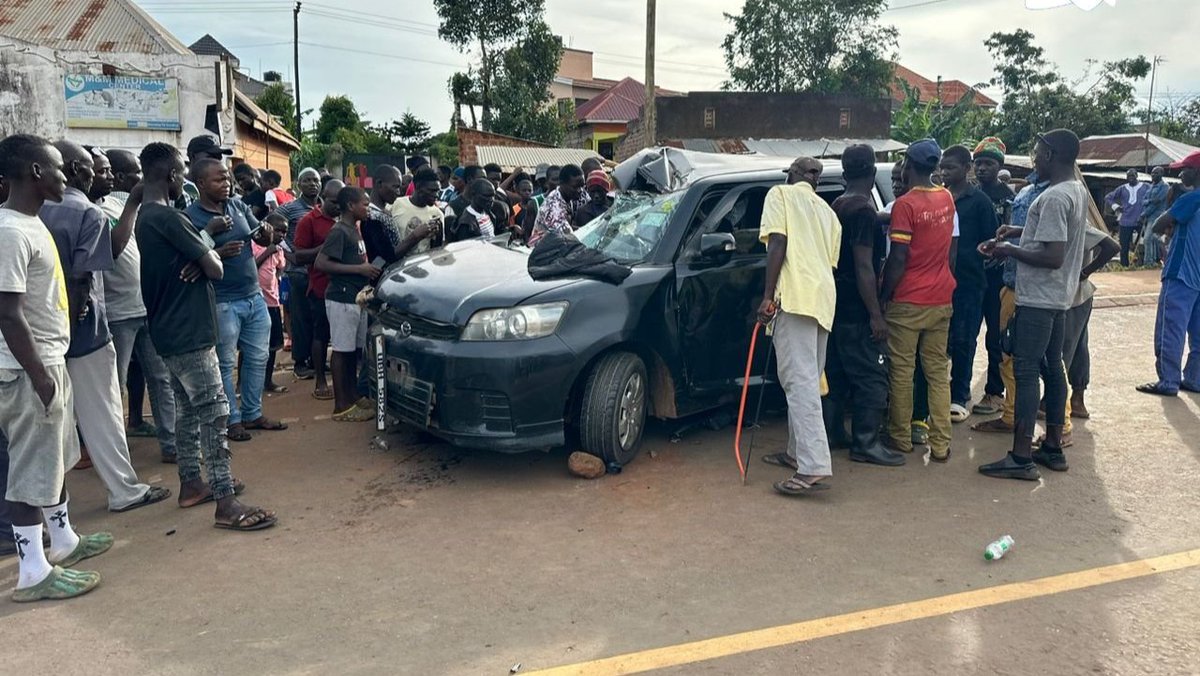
[613,147,837,193]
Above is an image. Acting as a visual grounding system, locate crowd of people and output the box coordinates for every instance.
[758,130,1200,496]
[0,130,618,602]
[1,123,1197,600]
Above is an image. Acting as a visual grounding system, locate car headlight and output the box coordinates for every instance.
[462,302,568,341]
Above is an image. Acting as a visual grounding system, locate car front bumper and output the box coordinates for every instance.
[371,320,579,452]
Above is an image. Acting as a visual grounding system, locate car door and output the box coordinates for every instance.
[674,182,776,402]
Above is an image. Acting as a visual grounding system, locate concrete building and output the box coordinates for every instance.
[550,48,619,112]
[0,0,296,184]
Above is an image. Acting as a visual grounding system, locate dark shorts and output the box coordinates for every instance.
[309,294,331,344]
[267,306,284,351]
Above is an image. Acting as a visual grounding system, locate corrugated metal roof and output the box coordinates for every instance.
[1078,133,1200,168]
[743,138,907,157]
[189,33,238,62]
[576,77,645,124]
[234,89,299,151]
[890,63,998,108]
[667,138,906,158]
[475,146,601,172]
[0,0,191,55]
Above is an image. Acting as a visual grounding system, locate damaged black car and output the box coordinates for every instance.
[369,149,896,466]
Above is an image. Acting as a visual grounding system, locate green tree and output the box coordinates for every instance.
[983,31,1151,151]
[721,0,898,96]
[378,112,433,156]
[891,82,990,148]
[428,129,459,166]
[315,95,363,145]
[1148,96,1200,146]
[449,72,481,128]
[255,83,297,135]
[290,135,328,178]
[490,22,565,144]
[434,0,546,130]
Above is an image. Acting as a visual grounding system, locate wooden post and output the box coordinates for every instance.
[644,0,656,148]
[293,2,302,138]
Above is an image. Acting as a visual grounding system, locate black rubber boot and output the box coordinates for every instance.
[822,396,851,450]
[849,407,906,466]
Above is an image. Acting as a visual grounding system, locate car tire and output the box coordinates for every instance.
[580,352,648,467]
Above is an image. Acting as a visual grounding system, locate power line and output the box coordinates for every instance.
[297,40,465,69]
[886,0,961,11]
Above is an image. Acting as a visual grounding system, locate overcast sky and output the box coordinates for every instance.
[143,0,1200,135]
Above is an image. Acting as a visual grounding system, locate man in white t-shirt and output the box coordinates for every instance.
[388,166,444,258]
[0,134,112,601]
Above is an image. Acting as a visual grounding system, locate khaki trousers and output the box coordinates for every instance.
[886,303,953,455]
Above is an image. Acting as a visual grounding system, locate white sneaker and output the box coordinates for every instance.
[950,403,970,423]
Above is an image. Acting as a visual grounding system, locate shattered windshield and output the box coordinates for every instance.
[575,192,679,264]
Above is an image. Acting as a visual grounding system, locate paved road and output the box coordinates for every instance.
[3,271,1197,675]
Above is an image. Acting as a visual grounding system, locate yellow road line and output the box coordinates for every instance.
[530,548,1200,675]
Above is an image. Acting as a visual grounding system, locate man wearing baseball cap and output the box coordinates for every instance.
[978,128,1090,480]
[879,139,957,463]
[1138,150,1200,397]
[177,135,233,209]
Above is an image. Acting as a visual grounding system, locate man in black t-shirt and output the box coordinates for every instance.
[136,142,277,532]
[972,138,1015,415]
[825,145,905,467]
[942,145,1000,421]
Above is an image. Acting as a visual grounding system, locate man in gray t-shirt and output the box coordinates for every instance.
[978,129,1088,482]
[1015,180,1090,311]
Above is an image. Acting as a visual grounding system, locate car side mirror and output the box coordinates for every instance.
[700,232,736,258]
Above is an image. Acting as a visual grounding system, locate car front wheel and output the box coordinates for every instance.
[580,352,648,467]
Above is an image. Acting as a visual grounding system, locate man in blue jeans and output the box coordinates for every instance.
[184,159,287,442]
[1138,151,1200,396]
[940,145,999,422]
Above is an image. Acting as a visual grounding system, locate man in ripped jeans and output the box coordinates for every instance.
[977,129,1089,481]
[135,142,277,531]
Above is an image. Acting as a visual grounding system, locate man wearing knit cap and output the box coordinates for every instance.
[574,170,611,228]
[971,137,1014,418]
[880,140,957,463]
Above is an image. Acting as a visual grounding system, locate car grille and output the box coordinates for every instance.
[378,307,459,340]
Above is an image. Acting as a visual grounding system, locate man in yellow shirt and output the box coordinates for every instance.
[757,157,842,495]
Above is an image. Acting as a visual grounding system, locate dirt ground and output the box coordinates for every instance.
[3,270,1198,675]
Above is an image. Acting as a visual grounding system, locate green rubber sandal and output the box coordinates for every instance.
[50,532,114,568]
[12,566,101,602]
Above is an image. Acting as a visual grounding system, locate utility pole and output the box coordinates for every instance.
[293,1,302,138]
[644,0,656,149]
[1144,55,1163,173]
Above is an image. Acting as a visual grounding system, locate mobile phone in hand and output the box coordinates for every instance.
[371,256,387,269]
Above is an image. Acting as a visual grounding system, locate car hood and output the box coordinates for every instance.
[374,240,582,324]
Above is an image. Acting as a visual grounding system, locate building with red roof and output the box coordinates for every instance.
[889,63,997,110]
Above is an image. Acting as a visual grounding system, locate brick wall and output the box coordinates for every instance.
[615,117,648,162]
[457,126,552,166]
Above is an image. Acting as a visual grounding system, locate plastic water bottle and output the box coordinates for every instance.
[984,535,1015,561]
